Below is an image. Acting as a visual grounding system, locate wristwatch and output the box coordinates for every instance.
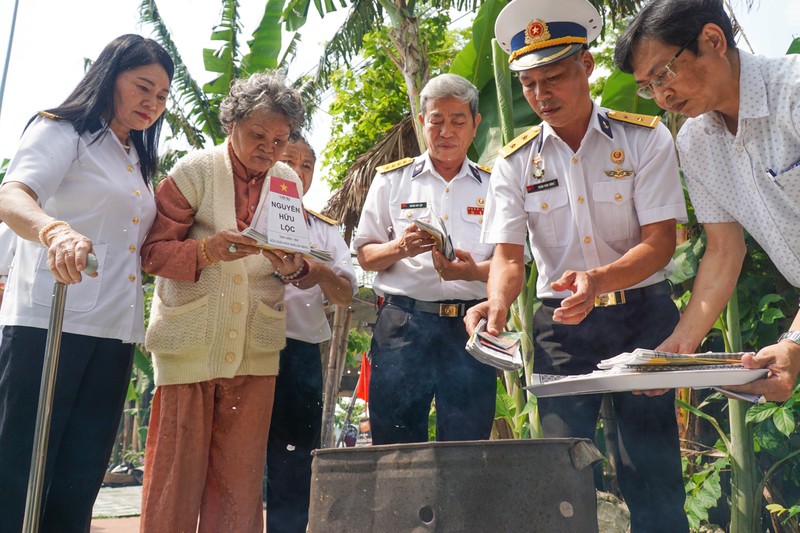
[778,331,800,347]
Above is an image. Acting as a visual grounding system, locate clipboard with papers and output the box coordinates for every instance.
[526,349,769,398]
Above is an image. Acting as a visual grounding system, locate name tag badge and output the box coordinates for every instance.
[400,202,427,209]
[527,179,559,193]
[466,206,484,215]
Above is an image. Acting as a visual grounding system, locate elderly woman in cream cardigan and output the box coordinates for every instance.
[139,71,307,533]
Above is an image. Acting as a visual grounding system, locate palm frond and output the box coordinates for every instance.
[278,32,303,70]
[315,0,383,85]
[138,0,224,144]
[203,0,243,95]
[241,0,286,74]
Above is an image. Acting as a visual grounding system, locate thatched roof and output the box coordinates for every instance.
[322,116,420,244]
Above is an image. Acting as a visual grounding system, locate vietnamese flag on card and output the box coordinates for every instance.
[269,176,300,198]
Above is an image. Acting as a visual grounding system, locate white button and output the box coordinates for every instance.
[233,275,244,285]
[228,330,238,339]
[225,352,235,362]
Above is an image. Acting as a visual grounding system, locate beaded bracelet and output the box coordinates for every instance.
[200,237,214,265]
[276,259,309,283]
[38,220,70,247]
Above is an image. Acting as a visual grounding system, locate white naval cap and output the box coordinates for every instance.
[495,0,602,71]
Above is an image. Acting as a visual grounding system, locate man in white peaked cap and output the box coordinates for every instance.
[467,0,689,530]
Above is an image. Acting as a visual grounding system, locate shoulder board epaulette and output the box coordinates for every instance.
[498,126,541,158]
[476,163,492,174]
[38,111,61,120]
[307,209,339,226]
[606,110,660,129]
[376,157,414,174]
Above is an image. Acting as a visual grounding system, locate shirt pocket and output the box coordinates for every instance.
[524,187,571,247]
[776,165,800,211]
[248,300,287,354]
[31,243,107,312]
[456,207,493,261]
[145,294,210,356]
[391,204,432,236]
[592,180,637,242]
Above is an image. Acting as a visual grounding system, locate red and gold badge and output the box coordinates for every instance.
[610,150,625,164]
[524,19,551,44]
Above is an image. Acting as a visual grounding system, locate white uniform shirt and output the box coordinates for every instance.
[483,103,687,299]
[284,212,357,344]
[0,224,17,280]
[353,152,494,301]
[0,116,156,343]
[677,52,800,287]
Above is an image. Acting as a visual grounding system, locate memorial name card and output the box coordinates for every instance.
[243,176,311,255]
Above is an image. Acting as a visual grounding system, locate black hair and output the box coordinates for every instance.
[614,0,736,73]
[34,34,174,183]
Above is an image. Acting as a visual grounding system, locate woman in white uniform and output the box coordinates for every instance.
[0,34,173,532]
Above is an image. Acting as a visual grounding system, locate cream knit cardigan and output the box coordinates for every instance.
[145,143,301,386]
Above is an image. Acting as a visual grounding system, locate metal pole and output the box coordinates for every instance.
[22,281,67,533]
[22,254,96,532]
[0,0,22,120]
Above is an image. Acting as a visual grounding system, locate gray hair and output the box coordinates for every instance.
[420,74,479,119]
[219,71,305,136]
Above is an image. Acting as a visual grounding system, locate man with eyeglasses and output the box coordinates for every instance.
[616,0,800,402]
[466,0,688,530]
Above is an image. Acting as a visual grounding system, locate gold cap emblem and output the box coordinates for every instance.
[610,150,625,164]
[524,19,551,45]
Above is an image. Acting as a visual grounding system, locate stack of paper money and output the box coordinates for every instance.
[466,319,523,371]
[597,349,751,371]
[414,216,456,261]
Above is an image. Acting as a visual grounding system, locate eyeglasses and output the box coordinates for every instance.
[636,37,696,100]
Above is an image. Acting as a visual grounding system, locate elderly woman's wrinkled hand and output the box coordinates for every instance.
[205,229,261,263]
[262,249,304,277]
[43,223,96,284]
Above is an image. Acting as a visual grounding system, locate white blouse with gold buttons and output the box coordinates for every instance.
[0,117,157,343]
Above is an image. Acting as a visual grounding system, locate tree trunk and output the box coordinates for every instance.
[320,305,353,448]
[386,15,429,152]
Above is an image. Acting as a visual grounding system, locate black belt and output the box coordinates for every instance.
[383,294,484,317]
[541,280,672,308]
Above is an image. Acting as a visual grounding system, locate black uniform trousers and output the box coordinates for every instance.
[266,338,323,533]
[0,325,134,533]
[368,298,496,444]
[534,293,689,533]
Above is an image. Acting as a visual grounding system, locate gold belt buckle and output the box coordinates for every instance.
[594,291,626,307]
[439,304,460,317]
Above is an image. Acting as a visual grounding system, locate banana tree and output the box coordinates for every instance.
[139,0,310,149]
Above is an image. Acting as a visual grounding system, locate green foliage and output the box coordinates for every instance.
[494,377,537,439]
[684,455,727,530]
[0,158,8,183]
[322,13,461,190]
[346,328,372,369]
[788,37,800,55]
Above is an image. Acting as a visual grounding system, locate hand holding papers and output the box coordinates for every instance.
[414,215,455,261]
[466,319,523,371]
[527,348,769,398]
[242,175,333,262]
